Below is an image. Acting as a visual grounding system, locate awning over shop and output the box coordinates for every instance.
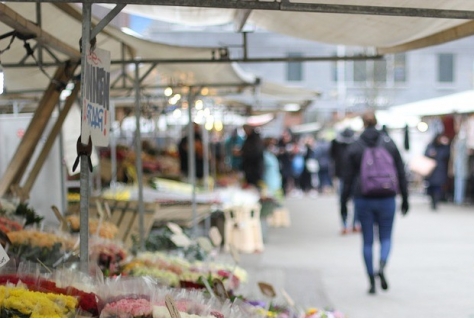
[0,3,257,101]
[100,1,474,54]
[221,81,320,114]
[389,91,474,117]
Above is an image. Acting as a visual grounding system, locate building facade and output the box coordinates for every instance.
[138,17,474,123]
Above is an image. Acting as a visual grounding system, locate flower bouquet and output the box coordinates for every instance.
[97,276,156,318]
[122,252,247,292]
[7,229,76,268]
[0,262,101,317]
[66,215,118,239]
[0,285,78,318]
[90,237,127,277]
[0,216,23,234]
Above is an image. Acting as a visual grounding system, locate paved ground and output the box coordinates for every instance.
[237,193,474,318]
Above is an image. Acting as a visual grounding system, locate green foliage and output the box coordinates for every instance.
[260,198,280,218]
[0,307,32,318]
[9,242,64,268]
[131,226,207,261]
[14,203,43,226]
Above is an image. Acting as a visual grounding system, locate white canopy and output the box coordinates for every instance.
[100,1,474,54]
[389,91,474,117]
[0,3,256,99]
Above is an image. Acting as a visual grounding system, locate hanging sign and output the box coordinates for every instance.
[82,45,111,147]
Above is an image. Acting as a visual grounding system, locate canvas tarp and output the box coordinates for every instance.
[99,1,474,54]
[389,90,474,117]
[0,3,256,99]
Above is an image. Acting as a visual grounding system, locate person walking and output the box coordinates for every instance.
[300,135,317,195]
[331,128,359,234]
[341,111,409,295]
[277,129,296,195]
[424,133,451,210]
[314,138,333,194]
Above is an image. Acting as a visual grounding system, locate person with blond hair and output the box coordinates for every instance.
[341,111,409,294]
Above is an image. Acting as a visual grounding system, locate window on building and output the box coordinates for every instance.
[287,52,303,82]
[332,61,338,82]
[374,60,387,83]
[353,60,367,82]
[438,53,454,83]
[394,53,407,82]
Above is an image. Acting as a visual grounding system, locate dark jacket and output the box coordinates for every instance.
[424,141,451,187]
[178,133,204,178]
[241,130,264,186]
[330,129,356,178]
[341,127,408,204]
[277,139,294,178]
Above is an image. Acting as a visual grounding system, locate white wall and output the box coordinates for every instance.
[0,114,62,226]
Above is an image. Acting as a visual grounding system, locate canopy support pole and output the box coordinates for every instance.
[187,90,198,238]
[79,3,91,274]
[134,61,145,251]
[110,101,117,190]
[90,4,126,40]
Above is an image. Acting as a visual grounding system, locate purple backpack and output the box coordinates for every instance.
[359,136,399,196]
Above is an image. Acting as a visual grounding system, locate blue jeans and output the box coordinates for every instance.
[339,180,358,228]
[354,197,396,276]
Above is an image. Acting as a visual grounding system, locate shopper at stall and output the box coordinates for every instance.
[262,137,283,197]
[224,128,244,172]
[341,111,409,295]
[424,133,451,210]
[241,124,264,188]
[178,123,205,179]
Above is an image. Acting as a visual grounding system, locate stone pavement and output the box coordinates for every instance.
[237,193,474,318]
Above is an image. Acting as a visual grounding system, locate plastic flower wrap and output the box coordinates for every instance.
[0,285,78,318]
[151,287,252,318]
[66,215,118,239]
[0,216,23,234]
[0,262,101,317]
[52,267,102,317]
[122,252,247,290]
[90,237,127,276]
[97,276,156,318]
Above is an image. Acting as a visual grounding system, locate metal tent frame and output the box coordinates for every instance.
[1,0,470,272]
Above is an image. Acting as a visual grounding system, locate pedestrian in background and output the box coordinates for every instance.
[341,111,409,295]
[262,137,283,198]
[277,129,296,195]
[224,128,244,172]
[300,135,317,195]
[178,123,204,179]
[241,124,264,188]
[314,138,333,194]
[425,133,451,210]
[331,127,359,234]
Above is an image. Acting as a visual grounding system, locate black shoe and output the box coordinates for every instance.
[378,260,388,290]
[368,275,376,294]
[378,272,388,290]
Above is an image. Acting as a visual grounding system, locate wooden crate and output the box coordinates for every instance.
[90,197,156,248]
[152,203,214,229]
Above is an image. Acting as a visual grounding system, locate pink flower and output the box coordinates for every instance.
[100,298,152,318]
